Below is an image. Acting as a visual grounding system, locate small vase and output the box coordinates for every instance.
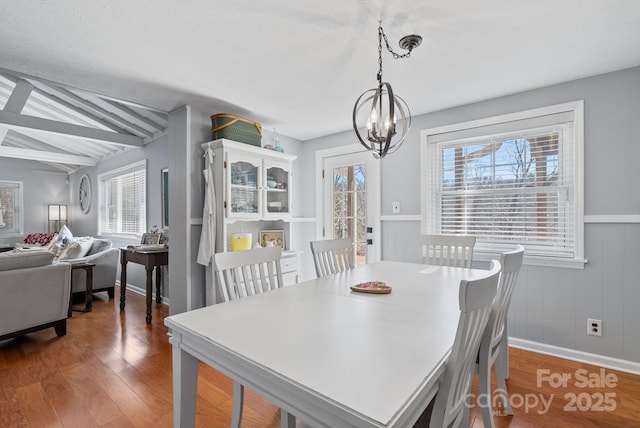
[271,128,284,152]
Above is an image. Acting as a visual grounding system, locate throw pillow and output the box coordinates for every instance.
[23,232,57,247]
[57,224,74,244]
[87,239,111,256]
[58,237,94,261]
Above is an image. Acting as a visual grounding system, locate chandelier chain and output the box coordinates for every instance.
[377,27,384,83]
[379,25,414,60]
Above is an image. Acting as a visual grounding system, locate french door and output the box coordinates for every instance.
[317,146,380,266]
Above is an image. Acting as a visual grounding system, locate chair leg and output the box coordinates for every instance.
[495,352,513,415]
[280,409,296,428]
[501,325,509,379]
[54,319,67,337]
[231,381,244,428]
[478,354,496,428]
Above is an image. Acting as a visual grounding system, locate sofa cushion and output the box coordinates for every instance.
[87,239,112,256]
[0,250,55,271]
[58,237,94,260]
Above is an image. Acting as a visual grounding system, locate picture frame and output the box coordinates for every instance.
[141,233,163,245]
[260,229,284,248]
[161,168,169,229]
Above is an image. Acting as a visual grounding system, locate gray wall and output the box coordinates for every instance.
[0,159,69,244]
[300,66,640,364]
[68,133,169,298]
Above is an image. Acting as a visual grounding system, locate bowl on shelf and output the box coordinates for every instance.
[267,201,282,212]
[267,180,278,188]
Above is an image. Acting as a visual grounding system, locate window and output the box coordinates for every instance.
[421,101,585,268]
[98,160,146,237]
[0,181,23,237]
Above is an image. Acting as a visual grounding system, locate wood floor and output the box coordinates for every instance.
[1,286,639,427]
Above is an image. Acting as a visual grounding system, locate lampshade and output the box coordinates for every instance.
[49,205,60,221]
[48,204,68,232]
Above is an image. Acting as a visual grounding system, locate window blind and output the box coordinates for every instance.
[99,161,146,236]
[423,102,584,263]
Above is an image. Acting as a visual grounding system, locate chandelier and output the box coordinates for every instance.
[352,24,421,158]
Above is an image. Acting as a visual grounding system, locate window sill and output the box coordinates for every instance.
[474,250,587,270]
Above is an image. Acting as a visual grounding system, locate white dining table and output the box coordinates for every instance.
[165,261,487,427]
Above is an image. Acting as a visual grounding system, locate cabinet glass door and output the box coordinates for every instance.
[229,159,259,216]
[265,163,290,217]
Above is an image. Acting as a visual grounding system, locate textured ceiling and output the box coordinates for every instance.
[1,0,640,141]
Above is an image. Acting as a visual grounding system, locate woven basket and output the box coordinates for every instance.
[211,114,262,147]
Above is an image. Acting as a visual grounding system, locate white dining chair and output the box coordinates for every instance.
[414,260,501,428]
[476,245,525,428]
[214,246,284,302]
[213,246,287,427]
[309,238,355,278]
[419,234,476,268]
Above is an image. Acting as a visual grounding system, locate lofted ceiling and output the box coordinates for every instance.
[1,0,640,170]
[0,70,168,172]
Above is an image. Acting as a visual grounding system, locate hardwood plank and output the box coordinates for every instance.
[0,379,28,428]
[14,383,62,428]
[60,361,123,426]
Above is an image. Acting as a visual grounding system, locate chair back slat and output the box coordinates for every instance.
[429,260,501,428]
[310,238,355,278]
[485,246,525,351]
[214,247,283,302]
[419,234,476,268]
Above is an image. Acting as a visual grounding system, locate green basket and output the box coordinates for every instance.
[211,114,262,147]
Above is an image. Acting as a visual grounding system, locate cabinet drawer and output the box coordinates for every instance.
[281,254,299,273]
[282,271,298,286]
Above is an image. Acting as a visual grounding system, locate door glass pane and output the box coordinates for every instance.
[332,163,367,266]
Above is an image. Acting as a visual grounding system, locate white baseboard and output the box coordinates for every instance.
[509,337,640,375]
[115,280,170,306]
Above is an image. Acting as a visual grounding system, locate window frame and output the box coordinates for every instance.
[420,101,586,269]
[98,160,147,239]
[0,180,24,238]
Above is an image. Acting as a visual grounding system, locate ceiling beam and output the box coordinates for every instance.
[1,78,34,146]
[0,146,96,166]
[4,79,33,113]
[0,110,144,147]
[29,81,155,139]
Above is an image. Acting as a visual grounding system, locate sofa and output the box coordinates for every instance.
[0,250,71,340]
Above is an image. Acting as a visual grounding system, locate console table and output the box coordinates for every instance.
[119,248,168,324]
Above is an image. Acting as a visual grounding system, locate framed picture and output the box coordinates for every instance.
[260,230,284,248]
[161,168,169,229]
[141,233,162,245]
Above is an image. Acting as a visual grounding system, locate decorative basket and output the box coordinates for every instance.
[211,114,262,147]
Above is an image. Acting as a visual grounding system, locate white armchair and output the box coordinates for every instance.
[63,239,119,299]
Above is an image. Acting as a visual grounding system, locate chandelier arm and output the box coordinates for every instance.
[381,82,395,158]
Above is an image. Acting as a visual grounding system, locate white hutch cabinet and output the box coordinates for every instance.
[204,139,300,286]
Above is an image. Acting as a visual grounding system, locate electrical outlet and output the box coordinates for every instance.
[587,318,602,336]
[392,201,400,213]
